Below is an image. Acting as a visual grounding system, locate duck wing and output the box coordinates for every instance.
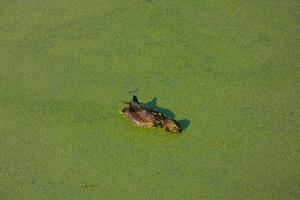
[129,95,141,111]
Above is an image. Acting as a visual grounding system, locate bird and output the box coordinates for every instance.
[120,95,182,134]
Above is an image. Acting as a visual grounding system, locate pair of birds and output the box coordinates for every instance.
[120,96,182,134]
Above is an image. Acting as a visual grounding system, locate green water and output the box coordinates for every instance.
[0,0,299,199]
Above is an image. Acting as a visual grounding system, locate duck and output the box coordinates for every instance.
[120,95,182,134]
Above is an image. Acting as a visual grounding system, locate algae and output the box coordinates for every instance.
[0,0,299,199]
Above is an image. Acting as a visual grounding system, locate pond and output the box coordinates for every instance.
[0,0,299,199]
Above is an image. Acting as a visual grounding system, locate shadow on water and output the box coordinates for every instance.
[178,119,190,130]
[143,97,175,118]
[142,97,190,131]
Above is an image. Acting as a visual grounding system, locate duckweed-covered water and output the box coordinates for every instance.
[0,0,299,199]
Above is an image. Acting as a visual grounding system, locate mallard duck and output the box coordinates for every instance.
[120,96,182,134]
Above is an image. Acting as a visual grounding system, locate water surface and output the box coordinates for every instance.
[0,0,299,199]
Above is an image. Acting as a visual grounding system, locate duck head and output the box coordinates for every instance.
[162,119,182,134]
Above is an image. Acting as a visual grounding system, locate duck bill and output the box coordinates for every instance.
[168,128,182,134]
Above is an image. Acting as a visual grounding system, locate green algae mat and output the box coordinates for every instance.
[0,0,299,199]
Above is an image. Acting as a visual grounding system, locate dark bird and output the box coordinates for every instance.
[120,96,182,134]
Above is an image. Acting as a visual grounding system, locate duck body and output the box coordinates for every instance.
[121,96,182,133]
[122,107,155,128]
